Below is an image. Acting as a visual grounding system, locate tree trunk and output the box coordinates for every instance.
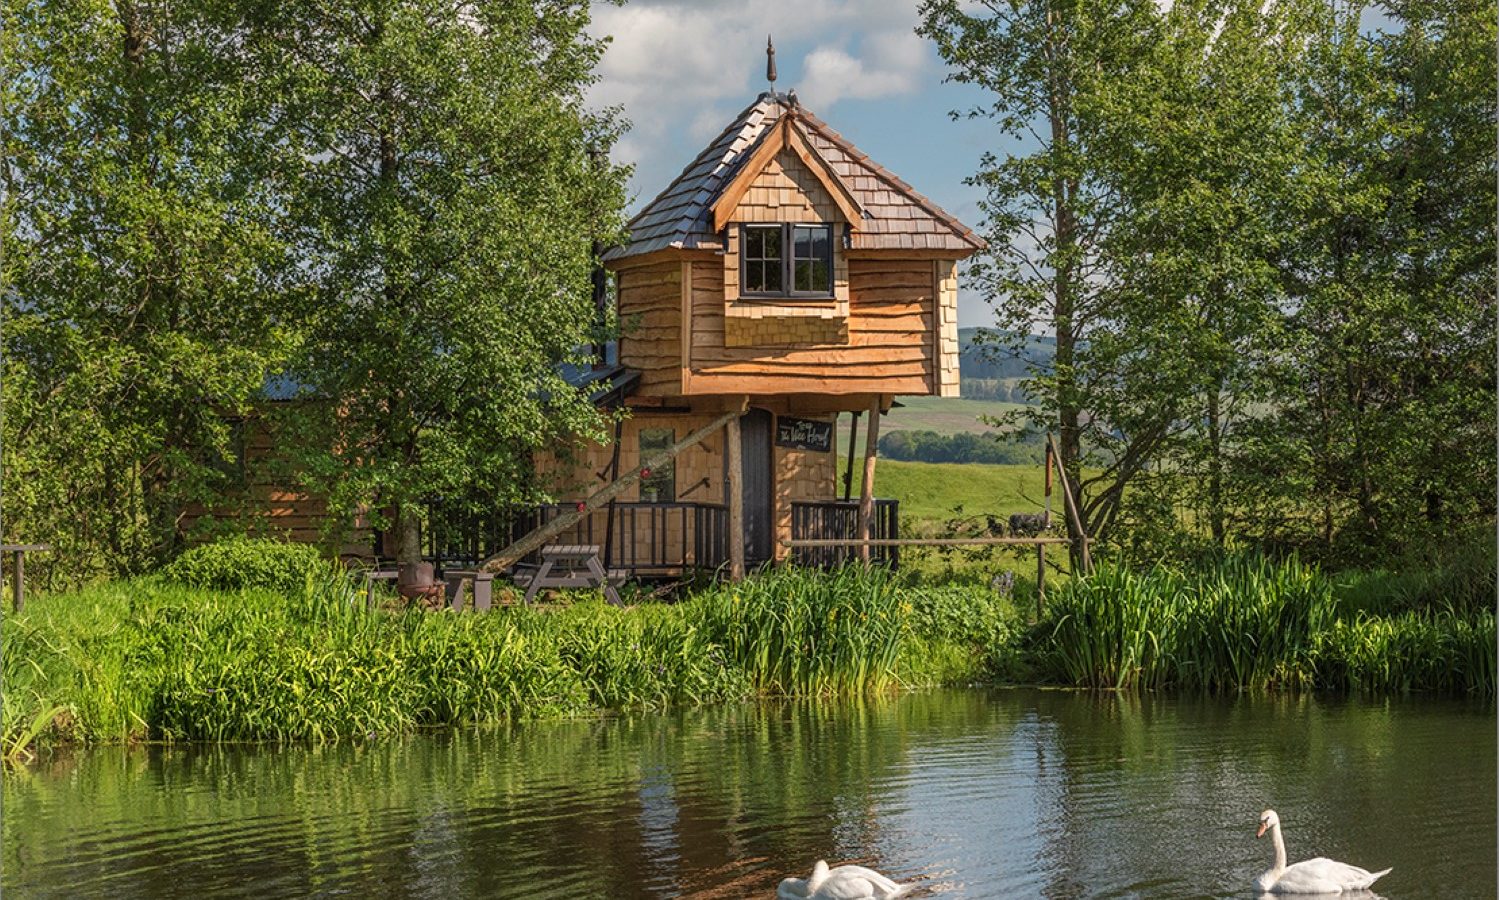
[1206,386,1225,546]
[1047,42,1088,567]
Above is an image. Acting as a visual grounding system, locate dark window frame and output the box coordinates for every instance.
[738,223,835,300]
[637,427,676,503]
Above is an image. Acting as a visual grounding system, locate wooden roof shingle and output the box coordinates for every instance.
[604,93,985,262]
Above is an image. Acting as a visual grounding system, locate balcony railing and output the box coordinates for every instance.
[789,498,900,569]
[415,500,728,575]
[403,496,895,577]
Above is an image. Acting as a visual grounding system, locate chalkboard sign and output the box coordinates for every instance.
[775,417,833,452]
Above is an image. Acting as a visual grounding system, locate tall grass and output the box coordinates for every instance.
[695,566,909,695]
[2,565,1015,753]
[1038,554,1494,695]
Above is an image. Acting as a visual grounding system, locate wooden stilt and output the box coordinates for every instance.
[842,411,860,502]
[857,398,882,565]
[1043,439,1054,529]
[601,417,624,571]
[726,414,745,581]
[1036,543,1046,619]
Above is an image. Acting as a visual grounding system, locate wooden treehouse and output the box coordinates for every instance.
[439,75,985,584]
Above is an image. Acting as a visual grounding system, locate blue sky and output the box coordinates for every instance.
[587,0,1021,327]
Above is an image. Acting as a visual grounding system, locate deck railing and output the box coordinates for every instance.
[789,498,900,569]
[415,500,728,575]
[519,502,728,574]
[408,497,892,575]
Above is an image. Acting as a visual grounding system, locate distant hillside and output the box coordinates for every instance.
[959,328,1055,380]
[954,329,1052,404]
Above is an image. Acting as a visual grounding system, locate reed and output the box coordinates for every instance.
[693,565,910,696]
[3,565,1011,751]
[1037,555,1494,695]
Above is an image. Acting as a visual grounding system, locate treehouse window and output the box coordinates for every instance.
[740,223,833,299]
[638,428,675,503]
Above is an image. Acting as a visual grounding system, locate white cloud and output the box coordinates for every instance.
[586,0,936,204]
[798,30,928,109]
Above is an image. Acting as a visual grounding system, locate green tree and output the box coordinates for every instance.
[2,0,295,580]
[919,0,1159,559]
[1244,0,1496,558]
[1090,0,1305,552]
[262,1,628,576]
[921,0,1309,556]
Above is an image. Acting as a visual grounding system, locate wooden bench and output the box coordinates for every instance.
[442,570,495,612]
[514,544,624,606]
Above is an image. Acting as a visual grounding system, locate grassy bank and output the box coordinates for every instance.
[4,548,1490,756]
[1,566,1019,754]
[1037,554,1495,694]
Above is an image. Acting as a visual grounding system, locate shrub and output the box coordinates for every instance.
[161,537,329,594]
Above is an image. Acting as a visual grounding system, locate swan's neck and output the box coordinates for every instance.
[1270,823,1287,874]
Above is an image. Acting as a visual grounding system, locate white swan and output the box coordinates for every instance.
[777,860,908,899]
[1254,809,1391,894]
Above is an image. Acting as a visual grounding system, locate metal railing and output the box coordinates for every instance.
[789,498,900,569]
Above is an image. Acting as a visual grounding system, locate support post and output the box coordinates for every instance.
[857,398,882,565]
[10,549,22,613]
[1047,433,1094,576]
[842,411,860,502]
[1035,543,1045,620]
[726,414,745,581]
[1043,439,1054,529]
[601,417,624,571]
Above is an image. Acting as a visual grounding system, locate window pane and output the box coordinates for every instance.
[763,258,783,293]
[761,226,782,260]
[809,258,829,292]
[791,225,831,293]
[746,259,764,292]
[638,428,675,502]
[745,227,764,259]
[808,226,829,264]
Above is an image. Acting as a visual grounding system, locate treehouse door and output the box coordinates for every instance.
[739,409,774,564]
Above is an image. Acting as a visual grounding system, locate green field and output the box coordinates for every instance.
[831,398,1030,453]
[823,396,1050,524]
[875,459,1050,523]
[884,396,1029,436]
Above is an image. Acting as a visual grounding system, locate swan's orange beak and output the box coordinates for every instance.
[1256,823,1269,838]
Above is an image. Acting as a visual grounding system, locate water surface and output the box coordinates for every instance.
[4,689,1493,898]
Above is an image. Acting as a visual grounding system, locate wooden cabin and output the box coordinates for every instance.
[516,90,983,576]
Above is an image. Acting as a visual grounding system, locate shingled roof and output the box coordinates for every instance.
[604,93,985,262]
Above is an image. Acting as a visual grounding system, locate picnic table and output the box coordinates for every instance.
[514,544,624,606]
[3,544,49,612]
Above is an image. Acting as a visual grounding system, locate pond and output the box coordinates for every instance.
[3,688,1493,898]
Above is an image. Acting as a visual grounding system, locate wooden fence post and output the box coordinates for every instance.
[726,414,745,581]
[1036,543,1045,619]
[857,398,882,565]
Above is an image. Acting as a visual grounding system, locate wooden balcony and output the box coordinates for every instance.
[417,500,728,576]
[407,496,899,580]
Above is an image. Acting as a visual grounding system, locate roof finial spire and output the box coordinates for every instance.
[766,35,777,88]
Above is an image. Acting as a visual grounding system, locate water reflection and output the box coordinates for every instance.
[3,689,1492,899]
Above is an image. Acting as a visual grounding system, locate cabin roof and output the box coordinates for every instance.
[604,93,985,262]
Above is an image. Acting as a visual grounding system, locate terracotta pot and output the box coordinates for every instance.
[397,561,436,601]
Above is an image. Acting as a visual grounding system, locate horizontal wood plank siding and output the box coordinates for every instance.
[687,257,935,395]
